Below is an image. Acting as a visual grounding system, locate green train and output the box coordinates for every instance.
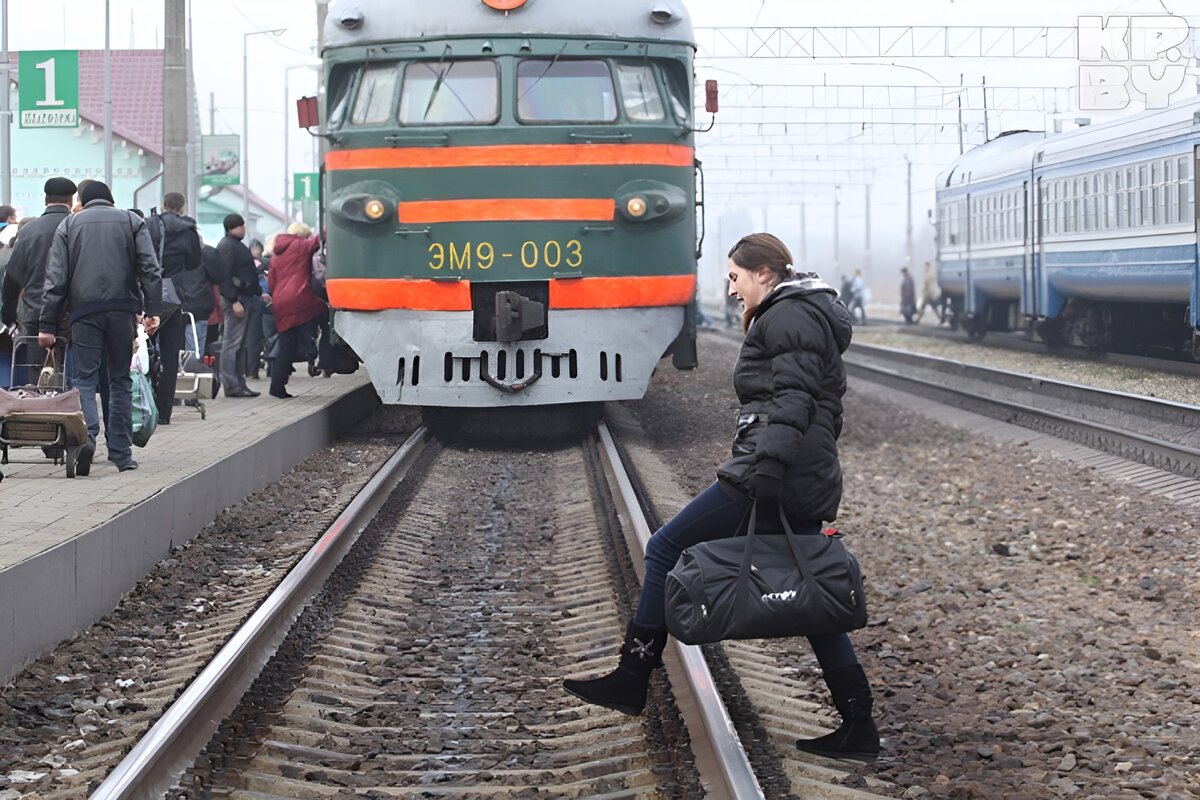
[318,0,702,406]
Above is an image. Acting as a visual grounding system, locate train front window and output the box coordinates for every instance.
[399,60,499,125]
[616,63,666,121]
[351,64,399,126]
[517,59,617,123]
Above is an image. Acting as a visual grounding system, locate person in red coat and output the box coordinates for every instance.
[266,223,325,398]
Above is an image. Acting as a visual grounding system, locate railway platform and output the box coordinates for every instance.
[0,373,377,680]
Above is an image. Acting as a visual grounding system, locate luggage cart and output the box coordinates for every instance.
[0,336,88,482]
[174,312,209,420]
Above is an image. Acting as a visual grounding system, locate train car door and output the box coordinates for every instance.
[1192,146,1200,356]
[964,192,973,318]
[1023,178,1038,326]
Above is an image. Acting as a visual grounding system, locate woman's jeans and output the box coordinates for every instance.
[633,482,858,672]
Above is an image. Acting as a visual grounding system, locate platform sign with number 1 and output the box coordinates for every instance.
[293,173,320,202]
[18,50,79,128]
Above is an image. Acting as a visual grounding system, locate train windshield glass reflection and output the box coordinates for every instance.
[517,59,617,123]
[400,60,500,125]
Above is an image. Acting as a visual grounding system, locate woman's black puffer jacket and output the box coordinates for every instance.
[716,275,854,523]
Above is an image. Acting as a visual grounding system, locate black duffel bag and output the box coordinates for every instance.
[665,502,868,645]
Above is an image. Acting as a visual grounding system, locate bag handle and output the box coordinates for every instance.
[735,501,826,589]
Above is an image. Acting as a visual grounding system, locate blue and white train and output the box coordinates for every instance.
[935,98,1200,358]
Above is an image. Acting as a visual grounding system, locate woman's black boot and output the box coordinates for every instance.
[795,663,880,762]
[563,622,668,716]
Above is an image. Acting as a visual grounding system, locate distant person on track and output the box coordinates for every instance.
[848,268,868,325]
[38,180,162,474]
[916,261,942,324]
[563,232,881,762]
[900,266,916,324]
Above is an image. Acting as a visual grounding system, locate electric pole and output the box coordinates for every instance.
[163,0,188,198]
[905,158,913,266]
[833,186,841,273]
[864,183,871,273]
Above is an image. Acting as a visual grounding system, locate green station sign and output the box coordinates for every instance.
[18,50,80,129]
[293,172,320,201]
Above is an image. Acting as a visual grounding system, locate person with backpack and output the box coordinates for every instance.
[146,192,201,423]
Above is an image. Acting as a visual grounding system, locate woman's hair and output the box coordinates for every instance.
[287,222,312,237]
[729,233,794,331]
[728,232,793,285]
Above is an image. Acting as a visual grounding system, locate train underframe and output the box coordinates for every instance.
[953,295,1200,359]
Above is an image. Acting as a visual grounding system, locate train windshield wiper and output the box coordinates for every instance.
[517,42,568,105]
[422,45,453,121]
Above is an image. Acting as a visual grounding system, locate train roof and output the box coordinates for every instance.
[939,94,1200,191]
[936,131,1044,189]
[1035,94,1200,165]
[323,0,696,51]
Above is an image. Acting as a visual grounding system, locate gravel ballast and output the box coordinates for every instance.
[623,330,1199,799]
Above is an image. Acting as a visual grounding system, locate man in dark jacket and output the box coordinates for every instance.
[1,177,76,339]
[38,181,162,474]
[145,192,201,423]
[216,213,260,397]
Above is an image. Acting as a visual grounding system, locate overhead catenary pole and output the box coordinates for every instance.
[864,182,871,272]
[104,0,112,188]
[799,200,807,269]
[1,0,11,205]
[833,185,840,273]
[982,75,990,142]
[209,91,215,134]
[185,0,198,220]
[243,28,286,237]
[957,73,964,156]
[163,0,188,199]
[905,158,913,266]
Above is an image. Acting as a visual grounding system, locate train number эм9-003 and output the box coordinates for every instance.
[427,240,583,271]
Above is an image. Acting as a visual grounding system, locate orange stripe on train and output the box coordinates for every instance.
[326,275,696,312]
[398,198,614,224]
[325,143,695,170]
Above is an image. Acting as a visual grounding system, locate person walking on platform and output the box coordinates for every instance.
[916,261,942,324]
[146,192,201,424]
[563,233,881,762]
[266,223,324,399]
[217,213,261,398]
[37,180,162,474]
[176,240,221,361]
[899,266,916,324]
[2,177,76,342]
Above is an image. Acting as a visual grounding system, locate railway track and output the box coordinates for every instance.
[865,320,1200,380]
[85,422,893,799]
[845,343,1200,487]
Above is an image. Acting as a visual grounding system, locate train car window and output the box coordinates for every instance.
[327,66,357,130]
[616,63,666,121]
[351,64,400,126]
[399,60,499,125]
[1179,157,1192,225]
[517,59,617,123]
[661,64,691,125]
[1115,171,1125,228]
[1165,160,1176,224]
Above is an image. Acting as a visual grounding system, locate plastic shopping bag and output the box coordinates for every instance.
[131,368,158,447]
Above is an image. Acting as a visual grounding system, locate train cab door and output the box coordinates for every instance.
[1022,178,1038,330]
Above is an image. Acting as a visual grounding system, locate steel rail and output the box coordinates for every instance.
[595,421,766,800]
[844,355,1200,473]
[91,427,432,800]
[849,342,1200,424]
[863,322,1200,381]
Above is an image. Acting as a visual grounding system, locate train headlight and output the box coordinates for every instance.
[364,198,387,221]
[616,181,687,224]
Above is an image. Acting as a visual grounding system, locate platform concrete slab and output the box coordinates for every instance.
[1,373,377,679]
